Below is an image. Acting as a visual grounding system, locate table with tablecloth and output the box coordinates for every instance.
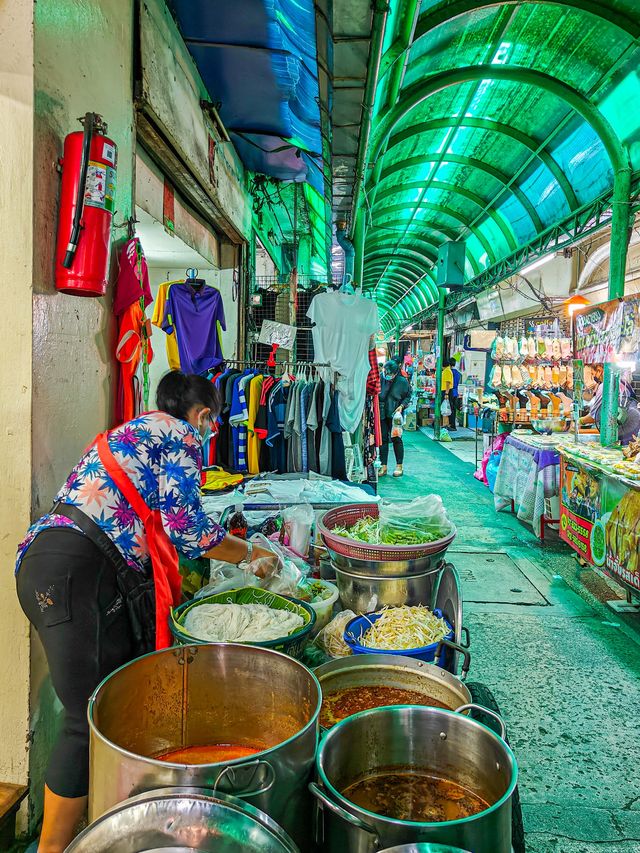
[494,434,562,537]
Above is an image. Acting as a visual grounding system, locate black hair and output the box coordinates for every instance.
[157,371,222,420]
[384,359,399,374]
[448,358,457,367]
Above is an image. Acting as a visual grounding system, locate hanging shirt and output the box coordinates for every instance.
[113,238,152,316]
[15,412,225,574]
[164,282,226,374]
[266,380,289,474]
[151,281,181,370]
[116,302,154,424]
[307,291,379,432]
[247,374,264,474]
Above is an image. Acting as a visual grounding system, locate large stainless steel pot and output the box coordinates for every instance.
[334,566,441,613]
[311,705,517,853]
[66,787,299,852]
[315,653,471,730]
[88,644,320,849]
[380,846,470,853]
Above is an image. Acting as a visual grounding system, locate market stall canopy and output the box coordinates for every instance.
[360,0,640,333]
[168,0,323,192]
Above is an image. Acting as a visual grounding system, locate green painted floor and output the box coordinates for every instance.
[379,431,640,853]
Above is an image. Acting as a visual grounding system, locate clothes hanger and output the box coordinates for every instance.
[185,267,206,289]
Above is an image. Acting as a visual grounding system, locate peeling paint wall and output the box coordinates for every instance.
[0,0,34,803]
[29,0,136,825]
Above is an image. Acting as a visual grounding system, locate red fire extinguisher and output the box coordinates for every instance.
[55,112,117,297]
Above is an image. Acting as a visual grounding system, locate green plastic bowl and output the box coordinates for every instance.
[170,586,316,659]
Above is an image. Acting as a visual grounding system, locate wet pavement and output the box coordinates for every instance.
[379,430,640,852]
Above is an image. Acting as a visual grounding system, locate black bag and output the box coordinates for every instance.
[53,502,156,655]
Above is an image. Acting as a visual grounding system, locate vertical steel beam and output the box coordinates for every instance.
[608,165,633,299]
[434,288,446,435]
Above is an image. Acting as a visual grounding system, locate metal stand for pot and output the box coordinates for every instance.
[432,562,468,677]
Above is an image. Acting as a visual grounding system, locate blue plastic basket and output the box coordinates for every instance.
[344,608,453,664]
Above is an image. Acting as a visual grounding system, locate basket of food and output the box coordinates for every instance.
[170,586,316,659]
[344,605,453,664]
[318,498,456,576]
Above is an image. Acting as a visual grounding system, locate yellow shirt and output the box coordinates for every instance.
[441,366,453,391]
[247,374,264,474]
[151,281,181,370]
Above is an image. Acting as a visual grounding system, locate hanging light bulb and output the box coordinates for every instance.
[564,293,591,316]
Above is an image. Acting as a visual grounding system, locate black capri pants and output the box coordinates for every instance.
[380,416,404,465]
[16,528,133,798]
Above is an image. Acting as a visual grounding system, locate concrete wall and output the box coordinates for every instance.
[0,0,35,801]
[29,0,136,824]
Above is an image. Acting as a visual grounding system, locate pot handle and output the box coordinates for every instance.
[435,639,471,681]
[455,703,507,740]
[309,782,380,847]
[213,759,276,798]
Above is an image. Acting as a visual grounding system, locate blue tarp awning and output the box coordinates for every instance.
[169,0,323,192]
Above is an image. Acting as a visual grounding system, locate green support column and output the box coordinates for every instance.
[601,165,632,446]
[434,288,446,435]
[600,362,620,447]
[353,207,366,288]
[608,166,633,299]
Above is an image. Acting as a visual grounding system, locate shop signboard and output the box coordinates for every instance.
[573,296,640,364]
[560,456,640,592]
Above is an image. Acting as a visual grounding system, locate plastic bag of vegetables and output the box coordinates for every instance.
[378,495,452,545]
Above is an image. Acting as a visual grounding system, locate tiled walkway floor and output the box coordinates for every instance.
[379,430,640,852]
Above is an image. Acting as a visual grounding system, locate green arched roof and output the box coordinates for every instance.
[362,0,640,332]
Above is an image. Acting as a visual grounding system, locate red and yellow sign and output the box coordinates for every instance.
[560,455,640,592]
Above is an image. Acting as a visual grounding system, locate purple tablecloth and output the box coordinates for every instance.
[503,435,561,470]
[494,435,561,537]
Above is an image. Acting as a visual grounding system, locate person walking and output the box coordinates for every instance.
[379,359,412,477]
[441,358,461,430]
[16,371,276,853]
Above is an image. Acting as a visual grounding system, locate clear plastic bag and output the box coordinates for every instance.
[441,398,452,416]
[314,609,356,657]
[199,534,308,599]
[378,495,453,545]
[282,503,314,557]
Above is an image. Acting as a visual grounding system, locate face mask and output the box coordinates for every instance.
[198,413,213,444]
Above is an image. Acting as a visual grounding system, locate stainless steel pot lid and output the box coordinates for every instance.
[66,787,300,853]
[380,845,471,852]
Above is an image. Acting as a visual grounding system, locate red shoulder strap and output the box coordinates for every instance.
[96,434,151,522]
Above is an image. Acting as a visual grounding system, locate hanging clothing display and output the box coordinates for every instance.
[307,289,379,432]
[204,362,344,478]
[113,238,153,425]
[163,280,226,374]
[151,281,181,370]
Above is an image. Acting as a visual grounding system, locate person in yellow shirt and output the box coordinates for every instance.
[441,362,453,393]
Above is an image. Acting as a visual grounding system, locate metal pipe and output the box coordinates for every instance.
[434,288,446,435]
[353,206,365,287]
[349,0,390,236]
[336,222,355,288]
[608,165,633,299]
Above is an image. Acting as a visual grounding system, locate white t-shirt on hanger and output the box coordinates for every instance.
[307,290,379,433]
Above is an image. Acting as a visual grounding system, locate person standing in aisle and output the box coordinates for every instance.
[441,358,454,428]
[379,359,412,477]
[16,371,276,853]
[449,358,462,430]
